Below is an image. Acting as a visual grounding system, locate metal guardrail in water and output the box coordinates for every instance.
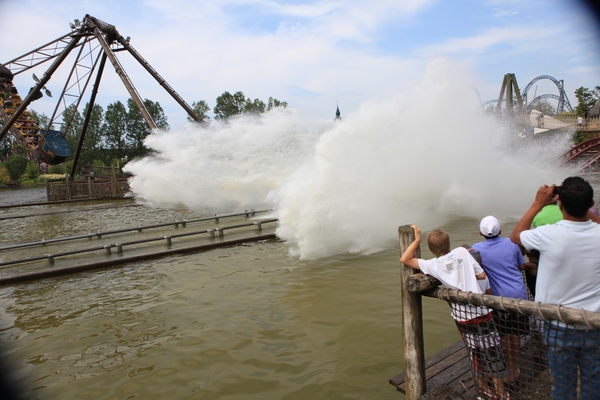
[0,209,273,251]
[0,217,278,268]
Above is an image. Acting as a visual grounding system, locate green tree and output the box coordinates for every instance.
[188,100,211,123]
[143,99,169,131]
[25,161,40,180]
[214,92,288,120]
[0,135,18,162]
[29,110,53,130]
[574,86,600,116]
[48,163,65,174]
[60,103,106,175]
[214,91,247,120]
[244,98,266,114]
[4,153,28,184]
[62,104,84,159]
[103,101,128,164]
[126,99,149,160]
[126,98,169,160]
[267,97,288,111]
[0,118,7,161]
[79,103,105,169]
[62,104,83,138]
[0,164,9,185]
[531,99,556,116]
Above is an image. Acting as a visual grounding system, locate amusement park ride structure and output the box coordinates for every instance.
[0,15,203,178]
[488,73,600,174]
[483,73,574,115]
[0,16,597,176]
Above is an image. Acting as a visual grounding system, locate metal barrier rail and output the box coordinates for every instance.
[0,234,279,285]
[0,209,272,251]
[0,218,278,268]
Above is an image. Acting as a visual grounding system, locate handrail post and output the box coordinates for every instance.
[111,166,117,197]
[398,225,426,399]
[65,174,71,200]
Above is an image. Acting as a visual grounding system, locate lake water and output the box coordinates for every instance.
[0,186,489,400]
[0,59,590,399]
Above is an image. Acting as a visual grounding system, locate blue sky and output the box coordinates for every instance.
[1,0,599,131]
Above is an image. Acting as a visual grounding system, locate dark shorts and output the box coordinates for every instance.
[455,314,507,378]
[493,309,530,336]
[469,344,506,378]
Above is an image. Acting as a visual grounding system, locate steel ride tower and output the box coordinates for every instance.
[0,15,203,176]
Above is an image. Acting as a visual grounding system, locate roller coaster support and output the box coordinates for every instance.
[87,17,158,130]
[115,37,205,125]
[86,15,204,126]
[70,53,107,178]
[2,14,205,166]
[0,35,81,143]
[495,73,524,117]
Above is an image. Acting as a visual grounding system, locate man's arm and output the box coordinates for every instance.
[475,271,487,280]
[400,225,422,270]
[519,261,538,276]
[510,184,557,246]
[587,208,600,224]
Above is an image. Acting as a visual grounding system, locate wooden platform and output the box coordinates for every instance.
[389,341,477,399]
[390,336,549,399]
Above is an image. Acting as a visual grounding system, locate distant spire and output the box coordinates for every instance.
[335,102,341,121]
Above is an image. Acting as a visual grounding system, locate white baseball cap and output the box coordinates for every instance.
[480,216,500,237]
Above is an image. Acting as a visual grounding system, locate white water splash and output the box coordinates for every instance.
[125,109,325,211]
[126,59,572,259]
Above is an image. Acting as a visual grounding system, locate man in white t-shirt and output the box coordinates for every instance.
[510,176,600,400]
[401,225,508,399]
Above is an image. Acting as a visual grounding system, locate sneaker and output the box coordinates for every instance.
[477,388,512,400]
[476,389,494,400]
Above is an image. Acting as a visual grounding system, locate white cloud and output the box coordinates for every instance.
[418,25,555,57]
[1,0,599,131]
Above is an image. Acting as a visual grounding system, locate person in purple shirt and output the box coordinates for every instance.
[473,216,532,383]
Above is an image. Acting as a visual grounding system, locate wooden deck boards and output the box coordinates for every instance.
[390,336,547,399]
[389,341,476,398]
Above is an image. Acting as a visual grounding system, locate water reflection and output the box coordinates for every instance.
[0,241,414,399]
[0,188,541,399]
[0,187,46,205]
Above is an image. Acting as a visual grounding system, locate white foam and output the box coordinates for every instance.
[126,59,572,259]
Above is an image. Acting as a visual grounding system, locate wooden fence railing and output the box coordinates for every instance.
[46,167,130,201]
[397,225,600,399]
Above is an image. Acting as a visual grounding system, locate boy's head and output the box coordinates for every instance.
[479,216,500,239]
[426,229,450,257]
[557,176,594,218]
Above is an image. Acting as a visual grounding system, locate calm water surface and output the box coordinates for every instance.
[0,187,499,399]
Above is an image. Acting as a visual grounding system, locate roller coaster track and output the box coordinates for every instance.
[560,137,600,172]
[483,74,573,114]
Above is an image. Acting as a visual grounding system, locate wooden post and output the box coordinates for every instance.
[45,178,50,201]
[88,176,93,199]
[398,225,426,399]
[111,166,117,197]
[65,174,71,201]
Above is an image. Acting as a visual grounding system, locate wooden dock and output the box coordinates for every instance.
[389,341,476,399]
[395,226,600,399]
[390,337,550,399]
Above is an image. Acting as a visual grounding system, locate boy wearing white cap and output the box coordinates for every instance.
[473,216,530,384]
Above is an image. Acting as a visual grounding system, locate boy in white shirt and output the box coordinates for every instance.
[400,225,509,400]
